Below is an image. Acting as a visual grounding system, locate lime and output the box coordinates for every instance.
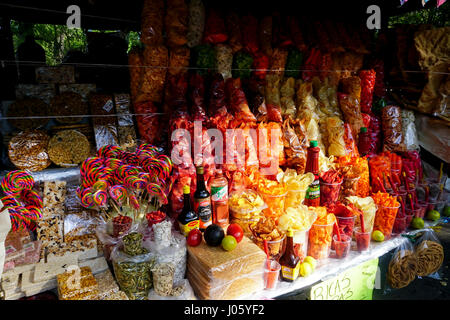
[303,256,317,270]
[372,230,385,242]
[411,217,425,229]
[221,235,237,251]
[443,206,450,217]
[299,262,313,277]
[426,210,440,221]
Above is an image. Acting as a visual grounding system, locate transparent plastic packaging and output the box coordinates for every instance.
[141,45,168,103]
[387,239,417,289]
[401,109,419,151]
[381,105,405,153]
[337,93,364,140]
[186,0,205,48]
[165,0,188,48]
[414,230,444,277]
[141,0,164,46]
[8,130,51,172]
[215,44,233,80]
[225,12,243,53]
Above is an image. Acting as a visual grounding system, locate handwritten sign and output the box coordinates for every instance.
[310,258,379,300]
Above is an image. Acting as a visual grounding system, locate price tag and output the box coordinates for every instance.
[310,258,379,300]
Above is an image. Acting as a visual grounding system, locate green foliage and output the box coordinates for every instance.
[389,1,450,27]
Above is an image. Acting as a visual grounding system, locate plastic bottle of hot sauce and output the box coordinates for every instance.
[210,165,229,228]
[358,127,371,157]
[279,228,300,282]
[194,166,213,231]
[304,140,320,207]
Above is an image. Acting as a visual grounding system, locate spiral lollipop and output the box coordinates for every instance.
[146,183,168,206]
[1,170,34,195]
[97,145,121,159]
[129,194,140,211]
[8,207,28,231]
[109,185,127,206]
[158,154,173,175]
[104,158,123,170]
[79,188,96,209]
[20,189,43,208]
[93,190,108,208]
[93,180,108,191]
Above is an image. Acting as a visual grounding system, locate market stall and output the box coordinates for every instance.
[0,0,449,301]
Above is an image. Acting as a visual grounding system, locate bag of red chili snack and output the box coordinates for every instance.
[135,101,161,145]
[320,170,344,207]
[189,73,207,122]
[226,12,243,53]
[368,114,382,155]
[225,78,257,123]
[287,16,307,52]
[203,8,228,44]
[359,69,376,114]
[252,52,270,81]
[272,12,293,48]
[265,74,283,123]
[241,15,260,56]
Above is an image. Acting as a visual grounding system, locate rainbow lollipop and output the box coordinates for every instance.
[93,190,108,208]
[79,188,96,209]
[20,189,43,208]
[1,170,34,195]
[129,194,140,210]
[146,183,168,206]
[93,180,108,191]
[109,185,127,206]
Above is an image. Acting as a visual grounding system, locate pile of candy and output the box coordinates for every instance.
[0,170,43,231]
[76,144,173,221]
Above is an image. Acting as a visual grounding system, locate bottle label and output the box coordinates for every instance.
[179,219,199,237]
[306,179,320,200]
[211,185,228,202]
[281,264,299,281]
[194,198,212,229]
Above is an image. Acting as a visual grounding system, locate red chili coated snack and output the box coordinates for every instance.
[320,170,343,207]
[359,69,376,114]
[146,211,166,227]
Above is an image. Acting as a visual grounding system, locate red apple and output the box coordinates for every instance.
[187,229,202,246]
[227,223,244,243]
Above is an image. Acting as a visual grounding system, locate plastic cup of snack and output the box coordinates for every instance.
[416,201,428,218]
[373,204,400,240]
[293,229,309,261]
[354,227,370,252]
[146,211,166,228]
[333,234,351,259]
[428,200,446,214]
[335,215,356,238]
[320,181,343,206]
[308,222,334,260]
[252,233,286,262]
[285,189,307,208]
[392,216,407,236]
[263,259,281,290]
[112,215,133,238]
[230,215,261,237]
[260,192,287,220]
[405,213,414,229]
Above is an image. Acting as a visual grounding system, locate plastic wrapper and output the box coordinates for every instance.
[414,229,444,277]
[325,116,346,157]
[285,48,303,79]
[8,130,51,172]
[226,78,256,123]
[272,12,293,48]
[15,84,56,105]
[339,164,362,200]
[302,48,322,82]
[345,196,376,234]
[94,269,120,300]
[307,208,336,260]
[193,44,216,76]
[338,93,364,140]
[112,241,156,300]
[368,114,382,155]
[312,77,341,117]
[7,98,49,130]
[57,266,99,300]
[151,263,176,296]
[114,94,138,151]
[280,78,296,118]
[186,0,205,48]
[58,84,96,102]
[270,48,288,80]
[226,12,243,53]
[141,0,164,46]
[282,119,307,173]
[135,101,160,145]
[90,93,119,149]
[165,0,188,48]
[241,15,259,55]
[64,212,98,243]
[359,70,376,114]
[259,16,272,57]
[50,92,88,124]
[186,236,266,300]
[148,279,195,300]
[215,44,233,80]
[265,74,283,123]
[341,76,361,101]
[168,46,190,77]
[252,52,269,81]
[401,109,419,151]
[257,121,285,171]
[232,51,253,79]
[189,73,207,122]
[372,192,400,240]
[381,105,405,153]
[203,8,228,44]
[387,239,417,289]
[141,45,168,104]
